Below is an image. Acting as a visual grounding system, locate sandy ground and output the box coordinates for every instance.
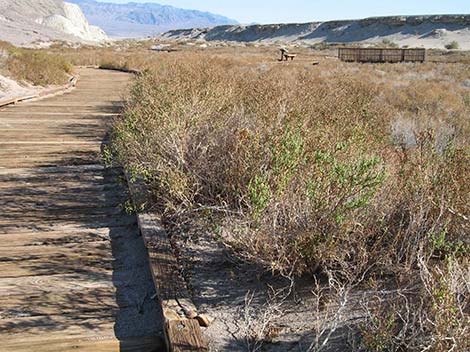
[169,224,367,351]
[110,219,164,339]
[0,74,41,101]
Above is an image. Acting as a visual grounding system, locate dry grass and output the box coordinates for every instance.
[0,38,467,349]
[104,44,469,350]
[0,41,72,86]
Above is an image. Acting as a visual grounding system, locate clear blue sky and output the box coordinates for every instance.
[101,1,470,24]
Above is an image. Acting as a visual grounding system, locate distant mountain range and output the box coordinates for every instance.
[68,0,238,38]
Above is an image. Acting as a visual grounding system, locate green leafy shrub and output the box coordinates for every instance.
[445,41,460,50]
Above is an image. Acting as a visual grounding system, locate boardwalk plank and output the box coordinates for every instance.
[0,68,162,351]
[2,336,163,352]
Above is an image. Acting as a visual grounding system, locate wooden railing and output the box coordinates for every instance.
[338,48,426,63]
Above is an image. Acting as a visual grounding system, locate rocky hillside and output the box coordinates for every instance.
[69,0,238,38]
[0,0,108,46]
[159,15,470,50]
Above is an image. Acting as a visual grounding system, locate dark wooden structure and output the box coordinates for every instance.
[338,48,426,63]
[280,48,296,61]
[127,203,209,352]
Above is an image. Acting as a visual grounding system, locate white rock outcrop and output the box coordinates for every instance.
[37,2,107,42]
[0,0,108,46]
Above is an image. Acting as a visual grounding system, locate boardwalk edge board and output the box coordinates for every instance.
[0,76,78,108]
[107,66,208,351]
[125,173,209,352]
[0,68,164,351]
[98,67,143,75]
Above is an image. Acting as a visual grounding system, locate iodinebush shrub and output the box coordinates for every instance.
[6,47,72,86]
[114,57,468,272]
[99,61,130,71]
[113,54,469,351]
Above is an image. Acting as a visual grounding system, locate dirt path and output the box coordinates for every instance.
[0,68,163,351]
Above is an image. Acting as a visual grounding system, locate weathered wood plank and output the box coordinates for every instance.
[167,320,208,352]
[0,227,125,246]
[0,68,162,351]
[0,241,113,259]
[1,204,123,213]
[0,212,131,226]
[0,218,137,235]
[0,288,123,316]
[0,193,126,206]
[0,258,114,278]
[138,214,199,318]
[0,314,116,337]
[127,178,208,351]
[2,336,164,352]
[0,164,112,175]
[0,273,115,295]
[0,177,124,189]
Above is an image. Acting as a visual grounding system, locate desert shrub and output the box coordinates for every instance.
[0,40,12,52]
[360,252,469,352]
[99,60,130,71]
[112,52,469,349]
[311,42,331,50]
[113,54,468,271]
[0,43,9,70]
[6,47,72,86]
[381,39,399,48]
[445,41,460,50]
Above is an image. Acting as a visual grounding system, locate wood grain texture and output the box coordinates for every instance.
[167,320,208,352]
[2,336,163,352]
[0,68,163,351]
[127,177,208,351]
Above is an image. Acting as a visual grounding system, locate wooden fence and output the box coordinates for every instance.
[338,48,426,63]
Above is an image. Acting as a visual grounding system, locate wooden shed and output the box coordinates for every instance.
[338,48,426,63]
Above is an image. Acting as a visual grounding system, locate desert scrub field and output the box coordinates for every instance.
[111,48,469,351]
[0,41,72,86]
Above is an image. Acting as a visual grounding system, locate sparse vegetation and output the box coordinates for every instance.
[3,39,469,350]
[381,39,399,48]
[99,60,130,71]
[310,42,331,50]
[108,47,469,350]
[3,44,72,86]
[445,41,460,50]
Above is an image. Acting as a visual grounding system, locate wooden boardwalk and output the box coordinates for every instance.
[0,69,163,351]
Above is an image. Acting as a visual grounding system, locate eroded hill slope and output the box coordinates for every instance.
[0,0,107,46]
[160,15,470,50]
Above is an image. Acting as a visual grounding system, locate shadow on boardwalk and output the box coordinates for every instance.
[0,88,163,349]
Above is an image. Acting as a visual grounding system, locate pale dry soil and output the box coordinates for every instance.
[170,227,367,352]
